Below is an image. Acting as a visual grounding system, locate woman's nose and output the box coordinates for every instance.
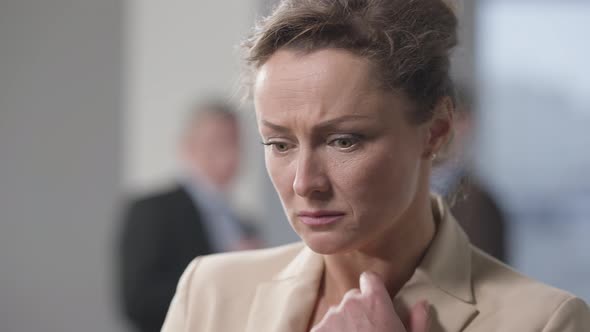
[292,152,330,197]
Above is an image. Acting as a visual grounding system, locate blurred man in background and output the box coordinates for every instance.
[431,86,508,261]
[118,101,261,332]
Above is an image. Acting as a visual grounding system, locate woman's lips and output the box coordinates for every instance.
[297,211,345,226]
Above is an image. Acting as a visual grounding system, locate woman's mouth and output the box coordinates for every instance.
[297,211,345,226]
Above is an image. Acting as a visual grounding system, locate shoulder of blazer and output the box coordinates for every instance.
[470,245,565,298]
[465,246,590,331]
[469,246,588,327]
[126,185,198,219]
[125,184,186,208]
[198,242,305,276]
[183,242,307,293]
[139,184,192,206]
[121,184,203,236]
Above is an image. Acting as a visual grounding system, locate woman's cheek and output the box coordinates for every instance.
[266,156,295,201]
[265,156,282,190]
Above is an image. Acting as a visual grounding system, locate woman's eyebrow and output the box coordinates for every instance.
[261,115,373,131]
[261,115,374,133]
[260,119,291,133]
[314,115,373,130]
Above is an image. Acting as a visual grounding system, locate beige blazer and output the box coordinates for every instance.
[162,198,590,331]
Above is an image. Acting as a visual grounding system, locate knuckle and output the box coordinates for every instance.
[344,288,361,297]
[326,305,340,316]
[341,297,366,317]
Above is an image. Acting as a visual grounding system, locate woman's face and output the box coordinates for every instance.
[254,49,431,254]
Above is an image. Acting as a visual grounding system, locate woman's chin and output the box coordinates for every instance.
[301,232,357,255]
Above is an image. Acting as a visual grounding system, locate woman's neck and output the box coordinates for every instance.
[320,196,436,305]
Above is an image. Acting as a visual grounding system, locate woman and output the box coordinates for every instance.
[162,1,590,331]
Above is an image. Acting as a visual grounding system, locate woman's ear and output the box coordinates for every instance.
[423,96,454,160]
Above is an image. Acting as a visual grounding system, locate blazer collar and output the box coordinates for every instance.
[394,196,478,331]
[246,195,478,332]
[245,246,324,332]
[417,195,474,303]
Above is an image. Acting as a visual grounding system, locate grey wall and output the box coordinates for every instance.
[0,1,126,331]
[452,0,476,88]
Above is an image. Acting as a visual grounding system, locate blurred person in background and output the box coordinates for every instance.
[431,85,507,261]
[161,1,589,331]
[118,101,262,332]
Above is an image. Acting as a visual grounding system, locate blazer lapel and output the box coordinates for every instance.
[245,246,324,332]
[394,197,479,331]
[395,276,478,332]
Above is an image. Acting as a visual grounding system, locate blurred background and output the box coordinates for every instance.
[0,0,588,331]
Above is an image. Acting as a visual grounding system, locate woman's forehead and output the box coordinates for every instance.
[253,49,417,129]
[254,49,377,101]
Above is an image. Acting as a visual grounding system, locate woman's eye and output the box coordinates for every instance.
[273,143,290,152]
[262,141,292,153]
[334,139,353,148]
[329,136,360,150]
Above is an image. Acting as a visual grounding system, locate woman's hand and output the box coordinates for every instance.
[310,272,430,332]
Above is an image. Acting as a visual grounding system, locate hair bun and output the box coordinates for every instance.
[442,0,461,16]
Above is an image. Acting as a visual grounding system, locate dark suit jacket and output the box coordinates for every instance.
[118,185,213,332]
[451,180,507,262]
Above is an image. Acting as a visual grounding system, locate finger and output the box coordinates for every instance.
[311,306,343,332]
[340,288,362,306]
[407,301,431,332]
[339,288,365,325]
[359,272,392,305]
[315,305,339,324]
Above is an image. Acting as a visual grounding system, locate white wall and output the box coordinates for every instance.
[125,0,256,191]
[0,1,126,331]
[124,0,299,245]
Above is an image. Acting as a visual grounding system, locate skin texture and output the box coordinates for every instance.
[254,49,452,331]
